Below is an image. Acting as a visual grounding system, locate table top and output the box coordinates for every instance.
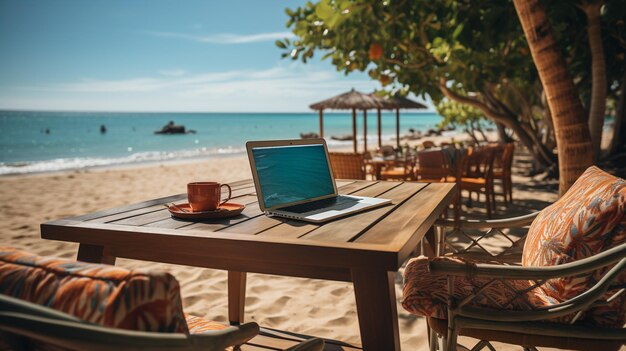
[41,179,455,280]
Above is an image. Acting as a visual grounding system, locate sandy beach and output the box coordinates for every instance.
[2,138,589,351]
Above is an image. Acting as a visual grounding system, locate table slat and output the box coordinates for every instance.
[257,181,400,239]
[356,183,455,250]
[301,182,427,243]
[113,194,258,227]
[102,187,255,226]
[77,179,254,222]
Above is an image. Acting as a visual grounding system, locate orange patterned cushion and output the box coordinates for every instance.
[185,314,228,334]
[522,166,626,326]
[402,256,557,319]
[0,247,188,334]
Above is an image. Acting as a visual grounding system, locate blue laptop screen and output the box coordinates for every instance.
[251,144,335,209]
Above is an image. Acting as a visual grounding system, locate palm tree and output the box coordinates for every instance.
[580,0,607,162]
[513,0,593,195]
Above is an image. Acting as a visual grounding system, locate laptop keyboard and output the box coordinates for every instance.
[277,195,359,214]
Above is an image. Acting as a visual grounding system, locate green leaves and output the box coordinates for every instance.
[279,0,539,105]
[315,0,333,20]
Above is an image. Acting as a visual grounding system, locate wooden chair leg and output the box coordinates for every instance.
[485,190,492,219]
[507,176,513,204]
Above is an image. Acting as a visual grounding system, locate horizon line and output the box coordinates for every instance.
[0,108,438,114]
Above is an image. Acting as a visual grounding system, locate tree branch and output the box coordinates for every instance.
[384,58,426,69]
[438,79,513,124]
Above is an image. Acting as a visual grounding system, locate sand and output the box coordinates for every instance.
[1,141,604,351]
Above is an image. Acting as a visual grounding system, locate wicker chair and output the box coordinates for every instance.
[0,295,324,351]
[329,152,366,180]
[0,247,324,351]
[403,166,626,351]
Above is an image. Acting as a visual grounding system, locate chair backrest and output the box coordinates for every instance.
[523,166,626,327]
[501,143,515,174]
[422,140,435,149]
[0,247,262,351]
[416,150,450,180]
[465,147,496,181]
[329,152,366,180]
[377,145,395,157]
[0,247,188,334]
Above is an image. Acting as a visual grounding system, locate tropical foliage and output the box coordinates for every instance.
[280,0,626,191]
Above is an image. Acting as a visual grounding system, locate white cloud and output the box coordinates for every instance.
[159,69,186,77]
[150,31,294,44]
[4,63,433,112]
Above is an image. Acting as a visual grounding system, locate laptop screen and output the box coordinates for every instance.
[251,143,335,209]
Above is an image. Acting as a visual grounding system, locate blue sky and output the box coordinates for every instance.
[0,0,428,112]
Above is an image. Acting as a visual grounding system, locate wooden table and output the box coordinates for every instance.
[41,179,455,351]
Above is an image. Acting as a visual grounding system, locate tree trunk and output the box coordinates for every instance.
[513,0,593,195]
[581,1,607,162]
[609,72,626,155]
[439,79,556,168]
[541,90,557,150]
[465,123,481,145]
[496,123,513,143]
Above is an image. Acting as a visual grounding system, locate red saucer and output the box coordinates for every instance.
[167,203,245,220]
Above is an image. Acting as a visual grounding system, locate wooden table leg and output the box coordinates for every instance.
[228,271,247,325]
[423,226,437,257]
[375,164,382,180]
[77,244,116,265]
[351,269,401,351]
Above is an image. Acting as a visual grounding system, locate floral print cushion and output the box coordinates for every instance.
[402,256,557,320]
[0,247,188,334]
[522,166,626,326]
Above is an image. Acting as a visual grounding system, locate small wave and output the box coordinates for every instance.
[0,147,246,175]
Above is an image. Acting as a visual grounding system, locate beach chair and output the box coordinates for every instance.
[493,143,515,206]
[329,152,366,180]
[415,150,451,183]
[457,148,496,218]
[380,156,416,181]
[422,140,436,149]
[402,166,626,351]
[0,247,324,351]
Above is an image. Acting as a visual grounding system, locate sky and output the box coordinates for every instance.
[0,0,431,112]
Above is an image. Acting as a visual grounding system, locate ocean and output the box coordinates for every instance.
[0,110,443,175]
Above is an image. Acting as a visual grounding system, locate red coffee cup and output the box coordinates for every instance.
[187,182,232,212]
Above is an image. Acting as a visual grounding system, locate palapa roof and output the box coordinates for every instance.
[309,89,384,110]
[309,88,427,110]
[370,94,427,110]
[384,95,427,109]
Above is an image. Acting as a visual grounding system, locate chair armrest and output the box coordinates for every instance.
[285,338,325,351]
[0,310,259,351]
[435,212,539,229]
[429,243,626,322]
[429,242,626,280]
[458,255,626,322]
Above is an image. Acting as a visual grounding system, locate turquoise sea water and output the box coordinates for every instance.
[0,110,443,175]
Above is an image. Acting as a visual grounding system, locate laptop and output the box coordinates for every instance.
[246,138,391,223]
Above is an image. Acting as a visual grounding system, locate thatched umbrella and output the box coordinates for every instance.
[371,94,427,149]
[310,89,384,152]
